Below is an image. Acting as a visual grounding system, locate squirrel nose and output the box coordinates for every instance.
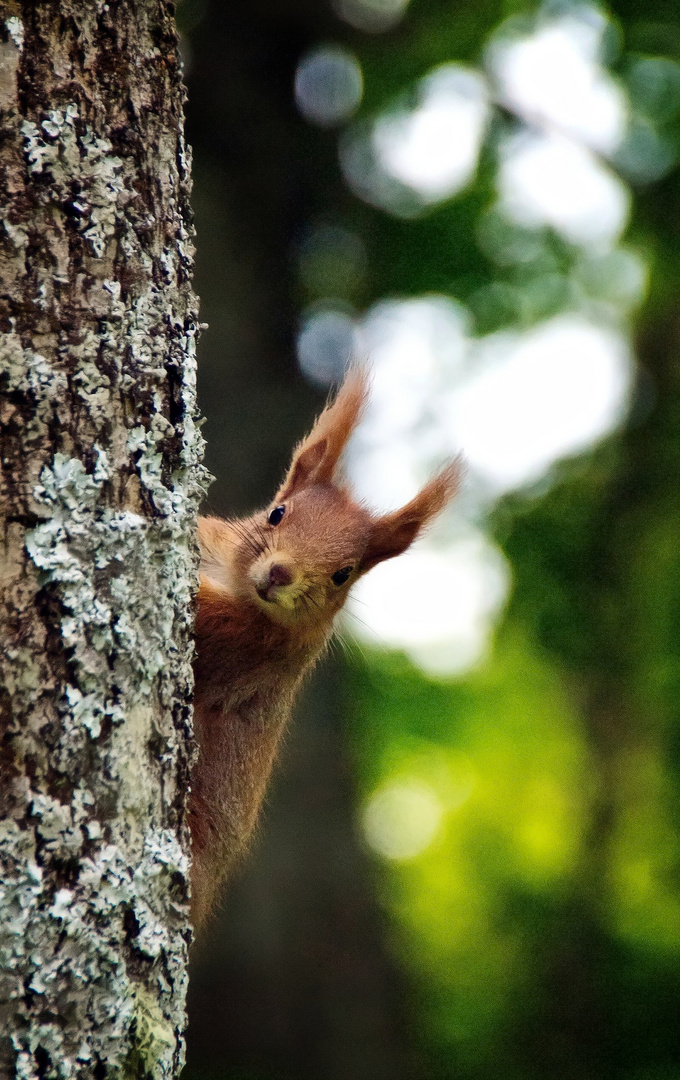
[268,563,292,588]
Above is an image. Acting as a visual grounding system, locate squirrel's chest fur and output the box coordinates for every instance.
[189,576,331,925]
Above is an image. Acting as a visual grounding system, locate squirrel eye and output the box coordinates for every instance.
[268,505,285,526]
[331,566,353,587]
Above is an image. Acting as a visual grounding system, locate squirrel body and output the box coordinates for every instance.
[190,372,458,926]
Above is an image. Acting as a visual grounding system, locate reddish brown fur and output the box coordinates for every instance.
[190,370,460,926]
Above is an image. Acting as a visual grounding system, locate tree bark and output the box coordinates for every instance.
[0,3,203,1077]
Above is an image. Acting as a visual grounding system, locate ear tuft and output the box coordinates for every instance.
[360,460,462,572]
[276,367,369,500]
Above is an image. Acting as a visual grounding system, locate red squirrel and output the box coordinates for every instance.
[190,370,459,926]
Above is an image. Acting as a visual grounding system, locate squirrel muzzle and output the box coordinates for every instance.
[250,556,299,609]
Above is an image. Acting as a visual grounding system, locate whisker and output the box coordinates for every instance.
[211,531,261,562]
[341,607,391,651]
[303,589,323,613]
[331,627,353,658]
[328,621,371,664]
[326,631,340,657]
[252,521,273,554]
[300,592,319,621]
[230,520,264,559]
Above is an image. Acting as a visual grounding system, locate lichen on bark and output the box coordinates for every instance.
[0,3,206,1076]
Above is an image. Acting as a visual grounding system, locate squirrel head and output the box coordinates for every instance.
[228,368,461,631]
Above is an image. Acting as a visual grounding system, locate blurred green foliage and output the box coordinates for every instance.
[333,2,680,1078]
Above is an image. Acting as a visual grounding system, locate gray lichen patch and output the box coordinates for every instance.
[2,349,203,1073]
[20,103,127,270]
[5,16,24,51]
[0,4,207,1077]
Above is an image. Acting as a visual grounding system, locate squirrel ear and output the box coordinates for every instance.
[277,438,329,499]
[360,462,461,572]
[276,367,368,500]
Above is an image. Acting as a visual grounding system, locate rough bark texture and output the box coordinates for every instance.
[0,2,204,1076]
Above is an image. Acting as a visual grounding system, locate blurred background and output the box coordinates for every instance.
[178,0,680,1077]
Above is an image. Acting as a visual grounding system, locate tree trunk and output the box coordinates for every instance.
[0,3,203,1076]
